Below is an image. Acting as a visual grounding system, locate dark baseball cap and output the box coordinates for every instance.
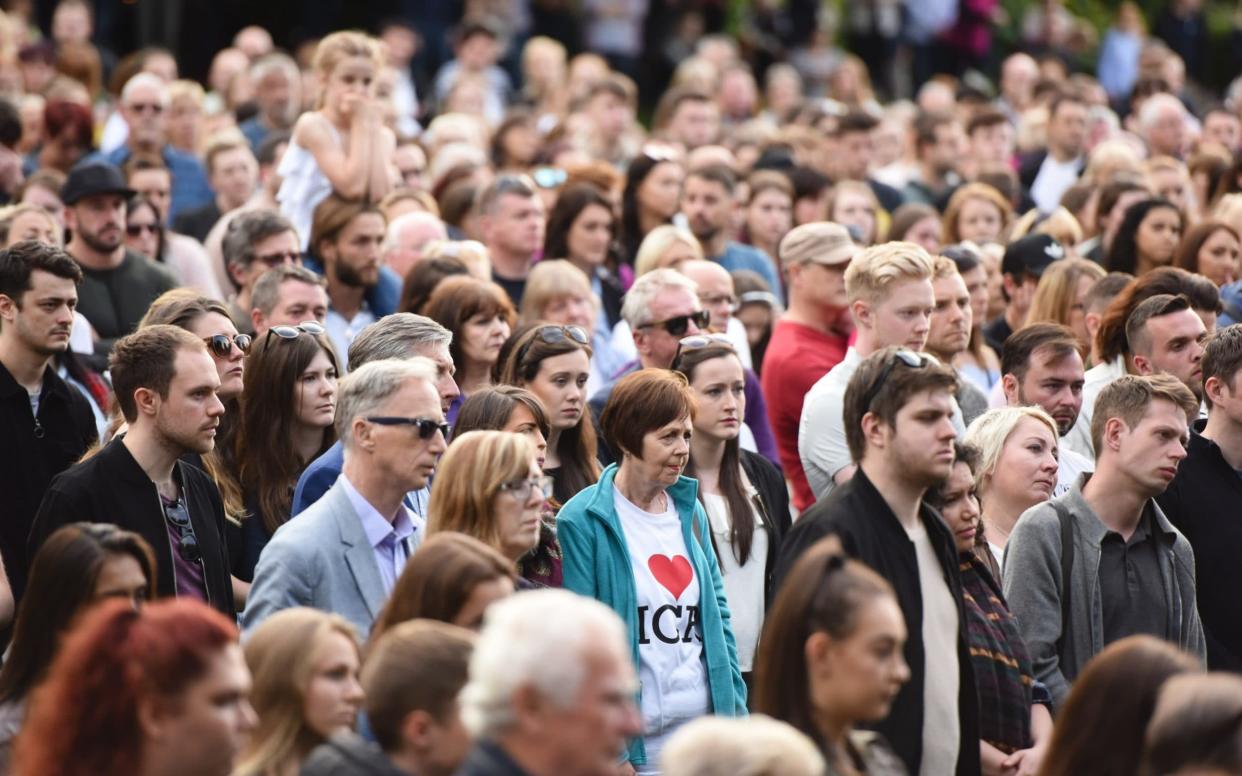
[61,161,135,206]
[1001,233,1065,279]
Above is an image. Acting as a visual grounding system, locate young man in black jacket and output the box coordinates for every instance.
[29,324,235,615]
[774,346,981,776]
[0,241,97,600]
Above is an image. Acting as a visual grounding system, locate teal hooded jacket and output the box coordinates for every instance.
[558,463,748,765]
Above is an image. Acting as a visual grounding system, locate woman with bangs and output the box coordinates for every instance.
[422,275,516,424]
[544,183,625,332]
[231,322,340,584]
[942,182,1014,246]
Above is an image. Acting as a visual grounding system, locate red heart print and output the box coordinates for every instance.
[648,554,693,600]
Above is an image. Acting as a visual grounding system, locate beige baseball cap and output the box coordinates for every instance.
[778,222,858,268]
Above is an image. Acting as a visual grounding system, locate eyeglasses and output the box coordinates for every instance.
[162,499,202,565]
[860,350,928,411]
[127,223,159,236]
[636,310,710,337]
[203,333,252,358]
[254,250,302,267]
[364,416,450,440]
[498,475,554,501]
[264,321,326,346]
[672,333,734,369]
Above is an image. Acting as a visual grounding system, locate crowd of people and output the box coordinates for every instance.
[4,1,1242,775]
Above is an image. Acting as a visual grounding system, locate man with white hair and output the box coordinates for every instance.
[383,211,449,281]
[243,357,448,638]
[98,72,212,221]
[456,589,643,776]
[1140,92,1190,159]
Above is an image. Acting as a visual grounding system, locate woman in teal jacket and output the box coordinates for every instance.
[559,368,747,774]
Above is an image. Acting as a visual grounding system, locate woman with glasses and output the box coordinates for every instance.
[126,193,223,299]
[232,321,339,584]
[497,323,601,506]
[672,337,790,687]
[559,368,747,774]
[124,194,167,266]
[422,275,516,424]
[0,523,156,770]
[426,430,555,587]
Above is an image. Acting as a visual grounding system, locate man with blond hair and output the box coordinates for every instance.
[799,241,964,498]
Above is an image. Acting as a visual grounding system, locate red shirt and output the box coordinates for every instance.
[761,319,849,511]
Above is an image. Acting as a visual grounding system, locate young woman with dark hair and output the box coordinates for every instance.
[1174,219,1241,287]
[620,151,685,275]
[232,323,339,582]
[673,338,790,682]
[1106,197,1184,277]
[543,182,625,330]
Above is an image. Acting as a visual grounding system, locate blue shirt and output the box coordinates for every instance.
[98,144,213,223]
[301,255,402,318]
[239,116,270,153]
[712,242,783,305]
[338,474,415,593]
[292,440,430,519]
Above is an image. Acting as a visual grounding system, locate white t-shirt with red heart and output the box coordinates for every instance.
[614,489,711,774]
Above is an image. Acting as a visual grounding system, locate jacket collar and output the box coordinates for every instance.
[851,466,951,544]
[1062,472,1177,544]
[581,462,701,527]
[0,359,70,401]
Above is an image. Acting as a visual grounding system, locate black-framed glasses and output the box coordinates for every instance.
[860,350,928,411]
[672,333,734,369]
[254,249,302,267]
[126,223,159,236]
[365,416,450,440]
[498,474,554,501]
[203,333,252,358]
[637,310,710,337]
[264,321,326,346]
[163,499,202,565]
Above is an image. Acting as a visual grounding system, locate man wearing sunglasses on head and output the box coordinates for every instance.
[245,357,448,638]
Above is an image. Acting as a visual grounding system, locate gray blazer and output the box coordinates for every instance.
[1002,476,1205,708]
[242,479,410,640]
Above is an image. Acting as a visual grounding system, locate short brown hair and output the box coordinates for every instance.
[109,324,204,422]
[364,620,475,753]
[1125,294,1191,357]
[941,183,1014,244]
[601,368,696,460]
[1201,324,1242,409]
[138,288,233,330]
[1090,374,1198,458]
[842,347,959,462]
[1001,322,1082,383]
[421,276,517,372]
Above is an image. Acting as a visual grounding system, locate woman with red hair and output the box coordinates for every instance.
[11,599,257,776]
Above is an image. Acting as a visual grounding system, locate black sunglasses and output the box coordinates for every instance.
[203,333,252,358]
[365,416,451,440]
[860,350,928,411]
[264,321,326,346]
[671,333,734,369]
[254,249,302,267]
[162,500,202,565]
[126,223,159,236]
[637,310,710,337]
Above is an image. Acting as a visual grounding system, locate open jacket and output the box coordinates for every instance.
[558,464,748,766]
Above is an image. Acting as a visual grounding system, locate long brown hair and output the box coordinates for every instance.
[1175,220,1240,280]
[235,331,339,534]
[1094,267,1221,364]
[1037,635,1200,776]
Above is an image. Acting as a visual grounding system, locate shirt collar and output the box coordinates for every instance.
[339,474,416,549]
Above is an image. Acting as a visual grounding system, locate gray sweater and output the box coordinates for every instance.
[1002,476,1205,707]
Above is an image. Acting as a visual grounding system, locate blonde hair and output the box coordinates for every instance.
[844,241,935,306]
[963,406,1059,497]
[422,239,491,280]
[1010,206,1084,247]
[932,254,960,281]
[661,715,826,776]
[167,79,204,108]
[1026,258,1106,330]
[633,224,702,278]
[312,31,381,108]
[942,183,1014,244]
[520,259,597,325]
[1085,138,1145,185]
[1212,194,1242,233]
[236,609,361,776]
[426,431,538,552]
[0,204,60,247]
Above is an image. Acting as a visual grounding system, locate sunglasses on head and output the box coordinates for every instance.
[637,310,710,337]
[264,321,326,346]
[672,333,734,369]
[203,333,252,358]
[365,416,451,440]
[860,349,928,411]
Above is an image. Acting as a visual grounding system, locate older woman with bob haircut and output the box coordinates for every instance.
[422,275,516,422]
[942,182,1013,246]
[752,536,910,773]
[370,532,517,639]
[425,430,554,586]
[963,406,1060,567]
[235,608,365,776]
[559,368,747,774]
[1025,258,1106,349]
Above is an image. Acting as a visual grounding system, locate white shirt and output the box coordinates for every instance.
[1055,446,1094,497]
[614,489,710,774]
[907,522,961,776]
[702,486,768,672]
[1063,356,1127,462]
[325,305,376,372]
[1030,154,1084,214]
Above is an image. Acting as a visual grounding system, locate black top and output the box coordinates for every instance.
[983,315,1013,360]
[774,468,982,776]
[29,437,235,616]
[0,361,96,600]
[739,449,793,605]
[1157,422,1242,670]
[171,200,222,243]
[491,270,527,308]
[74,249,178,368]
[455,740,534,776]
[1098,507,1169,645]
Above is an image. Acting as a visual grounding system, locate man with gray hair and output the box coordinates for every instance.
[221,209,302,333]
[238,52,300,153]
[244,357,448,637]
[1140,92,1190,159]
[456,589,642,776]
[293,312,458,516]
[249,264,328,339]
[383,211,448,281]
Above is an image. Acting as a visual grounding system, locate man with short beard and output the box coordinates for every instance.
[680,165,782,302]
[62,161,176,367]
[925,257,988,425]
[309,196,387,369]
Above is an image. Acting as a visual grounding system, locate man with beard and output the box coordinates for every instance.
[775,347,981,776]
[680,165,783,303]
[0,241,96,599]
[62,161,176,367]
[309,196,387,369]
[29,325,236,614]
[925,257,988,426]
[1001,323,1094,496]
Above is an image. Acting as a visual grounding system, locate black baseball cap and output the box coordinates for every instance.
[1001,233,1065,279]
[61,161,135,206]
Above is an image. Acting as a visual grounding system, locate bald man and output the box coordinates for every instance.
[382,212,449,281]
